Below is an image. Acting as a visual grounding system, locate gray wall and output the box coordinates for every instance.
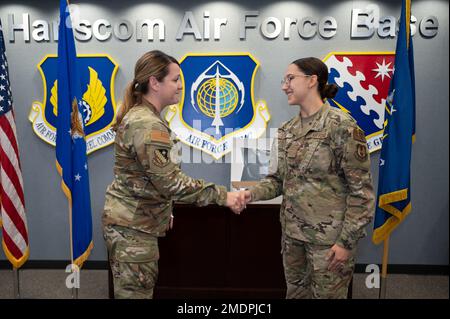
[0,0,448,265]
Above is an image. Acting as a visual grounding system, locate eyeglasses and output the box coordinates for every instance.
[281,74,312,86]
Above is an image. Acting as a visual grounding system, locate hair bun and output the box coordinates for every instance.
[322,83,338,99]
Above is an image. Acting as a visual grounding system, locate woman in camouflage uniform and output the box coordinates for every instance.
[103,50,242,299]
[242,57,375,298]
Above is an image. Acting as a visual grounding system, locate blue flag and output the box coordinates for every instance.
[372,0,415,244]
[55,0,93,266]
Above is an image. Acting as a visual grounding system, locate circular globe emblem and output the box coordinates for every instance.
[196,78,239,118]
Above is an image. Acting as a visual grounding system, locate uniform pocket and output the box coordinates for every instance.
[303,134,333,177]
[286,141,302,168]
[103,193,139,224]
[114,235,159,263]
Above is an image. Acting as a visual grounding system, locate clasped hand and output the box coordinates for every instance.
[226,190,252,214]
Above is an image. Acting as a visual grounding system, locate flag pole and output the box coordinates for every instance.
[72,286,79,299]
[71,263,79,299]
[379,236,390,299]
[13,267,20,298]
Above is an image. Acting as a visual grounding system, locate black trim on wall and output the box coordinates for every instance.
[0,260,108,270]
[354,264,449,275]
[0,260,448,275]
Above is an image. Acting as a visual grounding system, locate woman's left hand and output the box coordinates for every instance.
[326,244,351,272]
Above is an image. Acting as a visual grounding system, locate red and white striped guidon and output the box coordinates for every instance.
[0,27,29,268]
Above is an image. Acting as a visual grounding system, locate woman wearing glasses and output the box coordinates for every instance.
[241,57,375,298]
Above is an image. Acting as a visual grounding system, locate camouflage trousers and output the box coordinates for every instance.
[103,225,159,299]
[282,235,355,299]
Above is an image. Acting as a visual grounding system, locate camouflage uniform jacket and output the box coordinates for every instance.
[251,103,375,249]
[103,100,227,236]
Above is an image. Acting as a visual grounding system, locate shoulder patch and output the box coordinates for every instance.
[353,127,366,143]
[150,130,170,144]
[152,148,170,167]
[354,143,368,162]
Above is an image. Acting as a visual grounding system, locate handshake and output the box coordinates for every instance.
[226,190,252,214]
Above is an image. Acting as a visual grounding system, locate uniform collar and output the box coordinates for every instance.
[141,98,160,117]
[288,102,331,138]
[308,102,331,133]
[140,99,171,131]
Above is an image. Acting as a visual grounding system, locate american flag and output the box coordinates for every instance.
[0,21,29,268]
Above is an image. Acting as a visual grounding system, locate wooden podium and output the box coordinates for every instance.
[153,203,286,299]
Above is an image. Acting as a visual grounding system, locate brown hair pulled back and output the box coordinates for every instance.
[113,50,178,130]
[291,57,338,100]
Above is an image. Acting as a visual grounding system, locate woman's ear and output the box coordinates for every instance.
[309,74,318,89]
[148,76,159,92]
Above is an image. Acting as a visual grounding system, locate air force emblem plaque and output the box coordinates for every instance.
[324,52,395,152]
[166,53,270,159]
[29,54,118,154]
